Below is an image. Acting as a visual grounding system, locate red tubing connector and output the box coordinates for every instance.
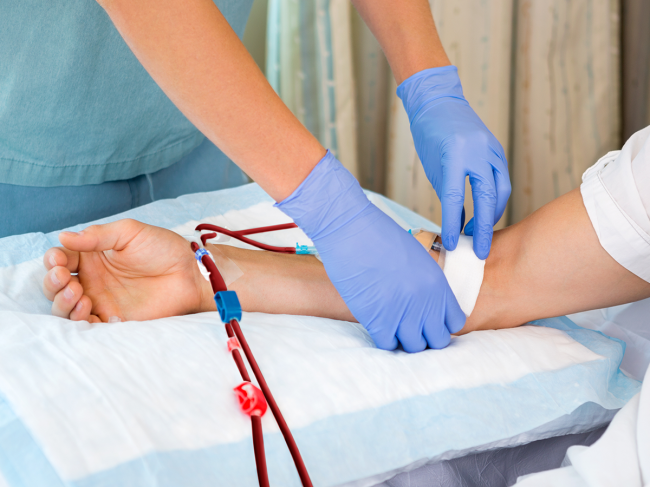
[234,382,268,417]
[227,336,242,353]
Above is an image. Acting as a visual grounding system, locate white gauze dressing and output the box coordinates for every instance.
[413,231,485,317]
[438,236,485,316]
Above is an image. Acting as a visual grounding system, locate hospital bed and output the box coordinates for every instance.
[0,183,644,487]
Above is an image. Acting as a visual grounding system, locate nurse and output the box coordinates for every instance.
[2,1,510,352]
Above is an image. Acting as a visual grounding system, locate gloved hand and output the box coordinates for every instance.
[276,150,466,352]
[397,65,511,259]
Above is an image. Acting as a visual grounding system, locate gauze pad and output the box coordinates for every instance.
[412,231,485,317]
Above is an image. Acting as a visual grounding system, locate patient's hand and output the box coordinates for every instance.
[42,219,212,322]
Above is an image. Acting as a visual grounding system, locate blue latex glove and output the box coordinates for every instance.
[276,150,465,352]
[397,66,511,259]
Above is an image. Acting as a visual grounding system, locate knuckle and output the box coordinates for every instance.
[475,217,495,232]
[476,190,498,207]
[442,188,465,203]
[122,219,138,231]
[446,132,468,148]
[473,130,491,146]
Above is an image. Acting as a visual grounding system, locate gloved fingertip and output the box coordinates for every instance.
[423,317,452,350]
[477,247,490,260]
[464,218,474,236]
[401,339,427,354]
[443,233,458,251]
[427,331,451,350]
[372,334,399,351]
[445,291,466,335]
[447,313,466,335]
[473,236,491,260]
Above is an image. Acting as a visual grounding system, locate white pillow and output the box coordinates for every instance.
[0,184,640,487]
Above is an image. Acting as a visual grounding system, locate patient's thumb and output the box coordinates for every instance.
[59,219,143,253]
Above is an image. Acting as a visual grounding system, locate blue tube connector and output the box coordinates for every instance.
[214,291,242,323]
[295,244,318,255]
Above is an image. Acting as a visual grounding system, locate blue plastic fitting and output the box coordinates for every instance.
[214,290,242,323]
[195,248,209,261]
[295,243,318,255]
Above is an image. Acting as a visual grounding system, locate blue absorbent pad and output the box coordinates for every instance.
[0,183,641,487]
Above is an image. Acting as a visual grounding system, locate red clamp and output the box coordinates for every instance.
[227,336,242,353]
[234,382,268,417]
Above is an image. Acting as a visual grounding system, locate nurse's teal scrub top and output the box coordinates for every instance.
[0,0,253,188]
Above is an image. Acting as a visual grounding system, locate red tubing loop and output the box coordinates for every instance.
[190,225,313,487]
[195,223,298,253]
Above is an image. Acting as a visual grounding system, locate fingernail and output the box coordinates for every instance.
[108,316,121,323]
[50,271,61,287]
[49,254,57,267]
[63,286,74,300]
[61,231,84,237]
[75,300,83,312]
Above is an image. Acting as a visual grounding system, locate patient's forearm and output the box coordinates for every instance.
[202,189,650,333]
[203,243,440,324]
[203,245,358,322]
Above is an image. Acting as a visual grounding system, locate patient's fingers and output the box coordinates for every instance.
[88,315,102,324]
[51,281,84,319]
[44,247,80,273]
[59,219,144,253]
[43,266,71,301]
[69,295,92,322]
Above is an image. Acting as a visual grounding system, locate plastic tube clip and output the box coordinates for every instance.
[234,382,268,417]
[227,336,242,352]
[215,290,242,323]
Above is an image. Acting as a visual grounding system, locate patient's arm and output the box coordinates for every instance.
[204,188,650,332]
[43,188,650,330]
[466,188,650,332]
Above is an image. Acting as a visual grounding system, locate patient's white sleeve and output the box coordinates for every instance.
[581,125,650,283]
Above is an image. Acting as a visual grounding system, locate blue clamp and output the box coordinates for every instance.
[214,291,242,323]
[195,248,209,261]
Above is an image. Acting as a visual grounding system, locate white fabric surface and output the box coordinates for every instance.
[581,125,650,282]
[569,298,650,382]
[515,365,650,487]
